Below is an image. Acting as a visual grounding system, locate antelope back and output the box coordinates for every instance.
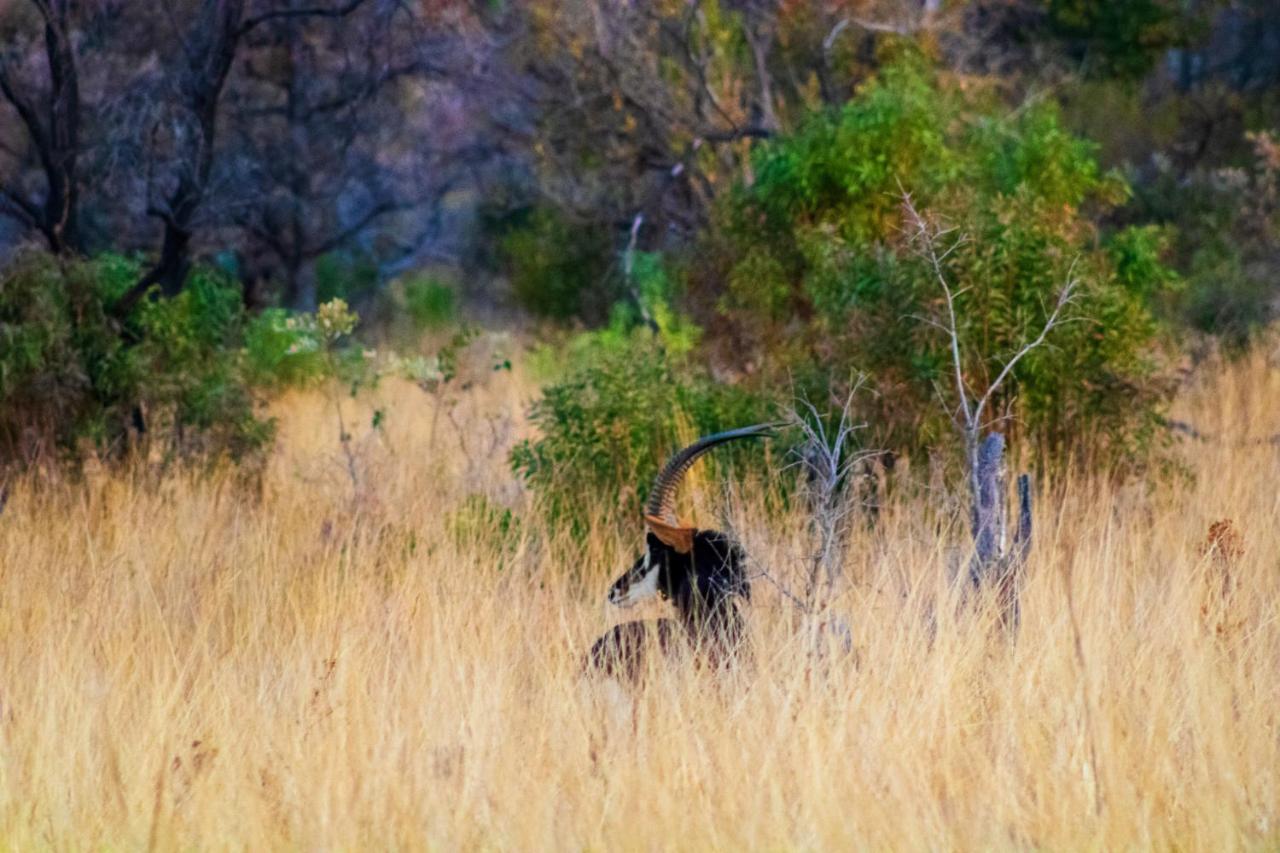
[584,619,683,681]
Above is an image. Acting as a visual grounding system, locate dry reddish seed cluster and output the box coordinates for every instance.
[1199,519,1246,640]
[1201,518,1245,563]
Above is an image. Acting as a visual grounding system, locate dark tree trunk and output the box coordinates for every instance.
[0,0,82,254]
[39,2,80,253]
[116,0,373,317]
[288,258,318,311]
[141,224,194,300]
[117,0,246,315]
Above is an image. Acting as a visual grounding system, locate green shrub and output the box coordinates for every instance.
[133,267,276,462]
[402,276,457,330]
[315,250,380,306]
[1128,134,1280,348]
[511,327,775,533]
[243,308,329,388]
[526,250,702,382]
[1047,0,1190,80]
[0,252,274,471]
[1181,239,1273,347]
[708,56,1176,466]
[499,207,615,322]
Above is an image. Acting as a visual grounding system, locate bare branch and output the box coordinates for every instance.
[751,565,810,610]
[27,0,55,25]
[0,186,39,228]
[0,62,48,153]
[743,13,780,134]
[303,198,417,260]
[972,271,1079,426]
[822,18,852,53]
[697,125,775,143]
[237,0,371,37]
[849,17,914,35]
[901,189,973,429]
[901,189,1068,629]
[783,380,878,609]
[664,2,743,139]
[621,212,658,333]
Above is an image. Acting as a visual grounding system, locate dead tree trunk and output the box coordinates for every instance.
[899,190,1070,635]
[967,432,1031,629]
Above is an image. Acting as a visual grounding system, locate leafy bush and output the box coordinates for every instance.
[315,250,380,306]
[706,56,1177,466]
[526,250,702,381]
[511,327,775,533]
[0,252,276,471]
[1128,133,1280,348]
[1046,0,1190,80]
[244,308,330,388]
[402,275,457,330]
[498,207,615,322]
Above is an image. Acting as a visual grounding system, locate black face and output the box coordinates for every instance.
[607,531,749,611]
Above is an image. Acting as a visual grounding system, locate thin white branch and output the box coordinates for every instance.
[901,190,973,430]
[822,18,851,53]
[901,188,1080,437]
[972,271,1079,426]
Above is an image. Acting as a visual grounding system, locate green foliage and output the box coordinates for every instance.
[1128,135,1280,348]
[625,251,702,357]
[446,494,523,562]
[498,207,614,322]
[511,328,774,533]
[713,58,1176,466]
[0,253,274,471]
[244,309,329,388]
[402,275,457,330]
[397,326,479,392]
[743,56,955,250]
[528,251,702,374]
[245,297,375,392]
[1181,240,1273,348]
[1047,0,1190,80]
[315,251,380,306]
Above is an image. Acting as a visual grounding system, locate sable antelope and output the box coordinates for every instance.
[584,424,774,681]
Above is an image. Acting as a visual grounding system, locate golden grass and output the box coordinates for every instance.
[1,343,1278,850]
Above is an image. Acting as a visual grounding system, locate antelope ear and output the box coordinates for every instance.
[644,515,695,554]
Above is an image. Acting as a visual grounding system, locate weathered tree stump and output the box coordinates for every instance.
[967,433,1031,630]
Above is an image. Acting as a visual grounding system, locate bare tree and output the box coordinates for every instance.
[122,0,250,307]
[783,383,877,611]
[733,388,880,664]
[0,0,497,311]
[113,0,380,315]
[901,189,1077,624]
[0,0,83,253]
[497,1,783,255]
[222,2,472,308]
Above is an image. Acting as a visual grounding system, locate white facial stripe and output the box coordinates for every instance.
[612,551,659,608]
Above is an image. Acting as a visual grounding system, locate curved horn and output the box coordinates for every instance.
[645,423,778,526]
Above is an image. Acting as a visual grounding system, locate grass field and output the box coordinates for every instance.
[1,342,1277,850]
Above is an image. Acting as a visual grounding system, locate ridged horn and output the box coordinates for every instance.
[644,423,778,528]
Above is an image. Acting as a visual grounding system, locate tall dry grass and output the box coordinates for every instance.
[0,342,1277,850]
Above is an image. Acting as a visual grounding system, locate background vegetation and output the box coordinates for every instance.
[1,0,1279,846]
[5,0,1277,492]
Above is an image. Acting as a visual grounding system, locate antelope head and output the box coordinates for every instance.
[607,424,775,610]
